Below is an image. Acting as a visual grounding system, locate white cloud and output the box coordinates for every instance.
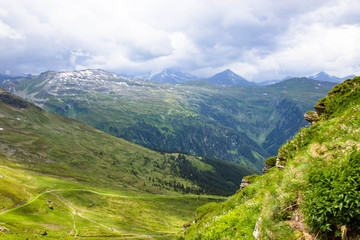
[211,0,360,80]
[0,0,359,80]
[69,49,90,66]
[0,20,23,39]
[253,1,360,80]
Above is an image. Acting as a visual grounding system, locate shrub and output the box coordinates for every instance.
[304,148,360,238]
[265,157,276,166]
[242,174,259,182]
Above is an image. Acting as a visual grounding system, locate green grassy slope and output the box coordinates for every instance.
[182,77,360,239]
[0,71,335,170]
[0,88,255,196]
[0,164,226,239]
[0,88,256,238]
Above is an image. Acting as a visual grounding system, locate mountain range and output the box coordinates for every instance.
[280,71,356,83]
[2,69,354,86]
[308,71,355,83]
[127,69,354,86]
[0,69,336,170]
[256,72,356,86]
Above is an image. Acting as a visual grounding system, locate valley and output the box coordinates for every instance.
[0,70,335,170]
[0,88,250,239]
[0,165,224,239]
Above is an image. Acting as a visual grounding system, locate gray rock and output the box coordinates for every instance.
[304,111,319,125]
[262,164,273,174]
[240,179,251,189]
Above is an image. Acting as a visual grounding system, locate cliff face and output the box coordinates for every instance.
[183,77,360,240]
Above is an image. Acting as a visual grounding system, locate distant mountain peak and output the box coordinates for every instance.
[223,69,233,73]
[222,69,239,77]
[149,69,197,84]
[206,69,253,86]
[313,71,330,78]
[309,71,355,83]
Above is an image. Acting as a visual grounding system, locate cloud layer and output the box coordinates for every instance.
[0,0,359,81]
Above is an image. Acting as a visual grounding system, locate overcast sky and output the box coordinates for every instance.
[0,0,360,81]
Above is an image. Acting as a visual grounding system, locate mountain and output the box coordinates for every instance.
[0,87,258,238]
[150,69,198,84]
[117,72,135,78]
[0,70,335,171]
[254,79,282,86]
[183,76,360,239]
[205,69,254,86]
[308,71,355,83]
[268,72,356,85]
[0,74,9,80]
[0,74,21,84]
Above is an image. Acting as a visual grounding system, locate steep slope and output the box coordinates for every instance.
[183,77,360,239]
[262,78,336,154]
[205,69,253,86]
[0,70,335,170]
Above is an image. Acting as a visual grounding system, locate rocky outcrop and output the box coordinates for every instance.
[240,179,251,189]
[240,175,258,189]
[305,101,326,125]
[262,163,273,174]
[304,111,319,125]
[276,156,286,170]
[314,105,325,115]
[263,156,276,174]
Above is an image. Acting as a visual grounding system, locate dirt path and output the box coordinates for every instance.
[50,193,78,237]
[0,188,185,239]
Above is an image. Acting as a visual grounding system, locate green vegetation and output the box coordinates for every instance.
[304,148,360,238]
[0,88,255,238]
[264,156,276,166]
[0,89,255,196]
[183,76,360,239]
[0,165,225,239]
[1,72,335,170]
[242,174,259,183]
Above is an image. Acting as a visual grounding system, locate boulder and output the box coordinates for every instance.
[304,111,318,125]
